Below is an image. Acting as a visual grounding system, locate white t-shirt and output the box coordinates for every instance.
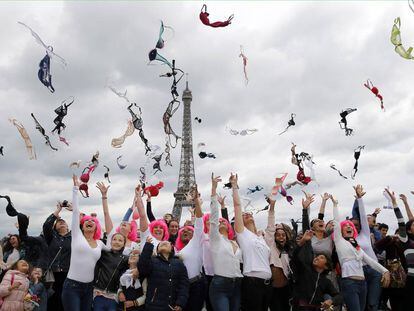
[67,187,109,283]
[237,228,272,280]
[202,236,214,276]
[209,196,243,278]
[177,217,204,279]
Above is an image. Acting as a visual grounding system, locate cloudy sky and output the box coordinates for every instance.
[1,1,414,236]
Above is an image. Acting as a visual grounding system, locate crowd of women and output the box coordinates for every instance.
[0,173,413,311]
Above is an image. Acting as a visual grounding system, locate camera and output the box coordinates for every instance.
[61,200,68,207]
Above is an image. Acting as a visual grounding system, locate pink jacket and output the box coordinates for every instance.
[0,270,29,311]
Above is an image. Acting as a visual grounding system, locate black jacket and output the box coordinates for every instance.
[138,242,189,311]
[42,214,72,272]
[16,212,49,270]
[291,241,342,306]
[94,250,128,293]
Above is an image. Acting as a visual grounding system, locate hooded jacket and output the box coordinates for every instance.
[291,241,342,306]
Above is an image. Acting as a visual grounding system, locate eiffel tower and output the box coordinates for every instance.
[172,81,196,222]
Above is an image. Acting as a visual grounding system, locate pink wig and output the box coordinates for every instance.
[116,220,138,242]
[149,219,170,241]
[332,220,358,241]
[203,213,234,240]
[175,226,194,251]
[80,215,102,240]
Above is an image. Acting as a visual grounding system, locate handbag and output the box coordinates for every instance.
[44,247,62,283]
[385,258,406,288]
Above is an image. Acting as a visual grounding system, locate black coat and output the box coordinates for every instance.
[42,214,71,272]
[291,241,342,306]
[138,242,189,311]
[13,212,49,270]
[93,250,128,293]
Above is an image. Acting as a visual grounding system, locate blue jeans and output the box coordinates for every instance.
[209,275,241,311]
[61,278,93,311]
[93,295,118,311]
[340,278,367,311]
[363,265,382,311]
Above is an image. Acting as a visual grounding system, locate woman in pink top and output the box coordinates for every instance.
[0,259,30,311]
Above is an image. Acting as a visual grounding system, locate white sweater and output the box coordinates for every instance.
[67,187,109,283]
[333,204,387,279]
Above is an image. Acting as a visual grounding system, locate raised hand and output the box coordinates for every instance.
[265,195,276,206]
[229,173,238,188]
[384,188,397,206]
[321,192,330,201]
[373,207,381,215]
[302,229,314,241]
[399,194,408,203]
[211,173,222,190]
[135,184,142,197]
[96,182,110,197]
[217,193,226,206]
[302,191,315,209]
[330,195,338,206]
[353,184,366,199]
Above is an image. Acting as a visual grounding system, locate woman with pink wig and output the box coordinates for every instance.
[134,185,169,253]
[208,173,242,311]
[175,185,205,311]
[61,176,110,311]
[332,189,390,311]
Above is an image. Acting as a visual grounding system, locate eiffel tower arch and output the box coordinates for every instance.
[172,81,196,222]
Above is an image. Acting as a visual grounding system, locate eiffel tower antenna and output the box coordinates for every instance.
[172,76,196,222]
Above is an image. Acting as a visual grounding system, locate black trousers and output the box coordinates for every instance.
[47,271,67,311]
[204,275,214,311]
[184,276,206,311]
[240,276,272,311]
[270,285,291,311]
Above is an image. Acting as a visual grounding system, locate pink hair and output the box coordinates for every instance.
[116,220,138,242]
[175,226,194,251]
[149,219,170,241]
[80,215,102,240]
[202,213,234,240]
[332,220,358,240]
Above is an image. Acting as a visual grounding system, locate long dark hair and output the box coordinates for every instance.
[3,234,21,254]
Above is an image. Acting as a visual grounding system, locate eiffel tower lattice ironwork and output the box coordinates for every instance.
[172,81,196,222]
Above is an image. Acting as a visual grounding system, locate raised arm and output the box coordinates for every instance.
[400,194,414,221]
[302,191,315,232]
[96,182,113,234]
[217,194,229,221]
[210,173,222,242]
[318,193,330,220]
[266,196,276,231]
[354,185,370,238]
[230,173,244,234]
[331,196,343,243]
[386,189,408,243]
[43,204,63,244]
[145,191,156,222]
[134,185,148,233]
[71,175,81,239]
